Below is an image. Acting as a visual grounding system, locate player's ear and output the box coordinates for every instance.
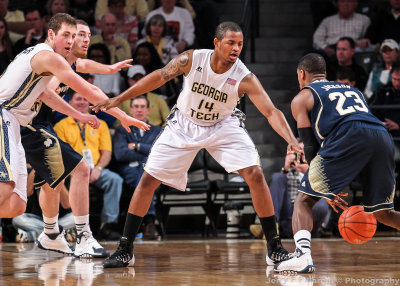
[213,37,219,48]
[48,28,55,41]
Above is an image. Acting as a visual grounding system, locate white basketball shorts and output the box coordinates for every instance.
[0,109,27,202]
[144,109,260,191]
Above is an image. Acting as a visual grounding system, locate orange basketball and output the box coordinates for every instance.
[338,205,377,244]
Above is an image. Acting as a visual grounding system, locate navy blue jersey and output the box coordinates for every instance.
[306,79,384,144]
[28,62,77,125]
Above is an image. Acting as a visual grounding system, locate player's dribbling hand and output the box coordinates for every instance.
[326,192,348,213]
[121,115,150,133]
[91,97,121,113]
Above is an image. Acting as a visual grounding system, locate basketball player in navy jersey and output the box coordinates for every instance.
[94,21,302,268]
[275,53,400,273]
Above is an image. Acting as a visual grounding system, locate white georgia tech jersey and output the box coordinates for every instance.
[177,49,251,126]
[0,43,54,126]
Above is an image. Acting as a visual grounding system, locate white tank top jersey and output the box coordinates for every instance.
[0,43,54,126]
[177,49,251,126]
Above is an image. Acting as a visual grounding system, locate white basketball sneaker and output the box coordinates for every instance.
[74,231,110,258]
[36,226,74,255]
[274,248,315,274]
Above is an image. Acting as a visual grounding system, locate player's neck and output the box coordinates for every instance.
[67,53,78,65]
[210,53,234,74]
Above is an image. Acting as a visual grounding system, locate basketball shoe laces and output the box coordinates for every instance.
[267,235,291,263]
[107,238,133,264]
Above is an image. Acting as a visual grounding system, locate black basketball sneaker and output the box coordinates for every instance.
[103,237,135,268]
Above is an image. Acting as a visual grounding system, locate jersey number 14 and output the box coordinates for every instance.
[329,91,368,116]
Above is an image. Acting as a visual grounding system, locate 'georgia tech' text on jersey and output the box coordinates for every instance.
[0,43,54,126]
[177,49,251,126]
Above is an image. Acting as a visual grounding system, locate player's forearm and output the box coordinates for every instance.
[267,108,298,146]
[119,70,166,102]
[39,90,86,121]
[77,59,113,75]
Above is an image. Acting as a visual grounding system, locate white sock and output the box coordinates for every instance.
[74,215,91,235]
[294,229,311,254]
[43,214,59,235]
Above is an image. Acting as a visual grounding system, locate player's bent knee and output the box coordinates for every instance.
[239,165,264,183]
[73,160,90,177]
[0,182,15,204]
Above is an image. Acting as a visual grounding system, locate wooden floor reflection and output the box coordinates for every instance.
[1,237,400,285]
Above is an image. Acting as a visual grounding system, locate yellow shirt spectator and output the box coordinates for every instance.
[54,117,112,166]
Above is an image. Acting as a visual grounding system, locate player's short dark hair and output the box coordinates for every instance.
[76,19,89,27]
[391,61,400,74]
[336,66,355,82]
[297,53,326,75]
[131,95,150,108]
[338,36,356,49]
[215,21,242,41]
[48,13,76,35]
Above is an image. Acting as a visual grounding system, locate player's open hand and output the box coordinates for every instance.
[108,59,133,74]
[326,192,348,213]
[121,115,150,132]
[91,97,121,113]
[80,113,100,129]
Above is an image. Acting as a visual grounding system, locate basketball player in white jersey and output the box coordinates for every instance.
[21,19,135,257]
[93,21,301,268]
[0,13,149,220]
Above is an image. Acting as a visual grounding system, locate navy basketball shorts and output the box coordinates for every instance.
[299,121,396,213]
[21,124,83,190]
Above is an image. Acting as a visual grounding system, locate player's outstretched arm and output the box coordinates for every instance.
[76,58,133,75]
[39,88,100,129]
[32,51,149,132]
[92,50,194,112]
[241,73,300,150]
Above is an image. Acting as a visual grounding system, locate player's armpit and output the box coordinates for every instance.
[161,50,192,80]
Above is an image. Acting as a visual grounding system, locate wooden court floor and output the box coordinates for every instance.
[1,237,400,285]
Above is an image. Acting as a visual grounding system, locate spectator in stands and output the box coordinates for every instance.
[96,0,139,50]
[113,95,162,240]
[0,17,13,74]
[364,39,399,100]
[144,0,195,53]
[133,42,180,105]
[87,43,122,99]
[12,169,75,243]
[54,92,124,240]
[313,0,371,57]
[359,0,400,49]
[44,0,70,29]
[90,13,131,64]
[327,37,368,90]
[0,0,26,43]
[137,14,178,65]
[126,65,170,127]
[252,141,330,238]
[335,66,356,86]
[369,61,400,141]
[95,0,149,22]
[13,6,46,55]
